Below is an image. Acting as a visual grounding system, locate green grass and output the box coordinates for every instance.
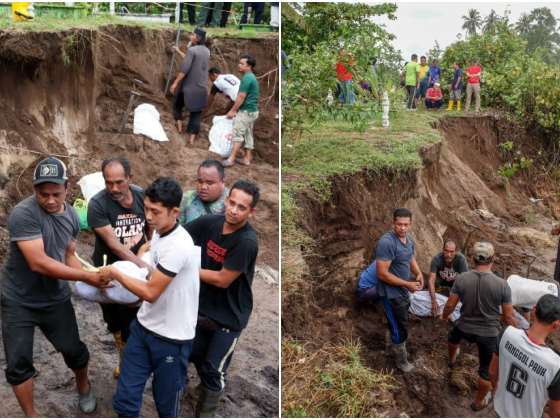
[0,14,272,38]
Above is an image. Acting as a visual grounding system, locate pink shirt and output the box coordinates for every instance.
[426,88,442,103]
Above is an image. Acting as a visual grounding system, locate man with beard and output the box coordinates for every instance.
[428,239,469,316]
[185,179,259,417]
[87,157,151,378]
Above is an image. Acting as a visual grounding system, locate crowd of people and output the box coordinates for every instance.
[356,208,560,417]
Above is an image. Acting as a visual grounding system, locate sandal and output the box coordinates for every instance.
[470,391,492,412]
[235,158,250,166]
[222,160,233,168]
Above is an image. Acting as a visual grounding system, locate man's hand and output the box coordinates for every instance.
[137,259,154,278]
[438,314,449,323]
[431,300,440,317]
[406,281,422,293]
[226,109,236,120]
[99,266,117,282]
[84,272,113,289]
[170,83,177,95]
[415,273,424,289]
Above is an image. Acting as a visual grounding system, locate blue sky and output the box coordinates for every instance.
[369,2,560,62]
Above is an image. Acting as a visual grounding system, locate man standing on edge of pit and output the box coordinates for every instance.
[87,157,151,378]
[184,179,260,417]
[376,208,424,373]
[1,157,108,416]
[223,55,259,167]
[465,57,482,112]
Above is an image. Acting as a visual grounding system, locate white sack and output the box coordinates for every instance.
[133,103,169,142]
[409,290,462,321]
[208,115,233,158]
[77,172,105,203]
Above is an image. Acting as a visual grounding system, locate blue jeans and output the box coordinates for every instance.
[112,320,192,418]
[339,80,355,106]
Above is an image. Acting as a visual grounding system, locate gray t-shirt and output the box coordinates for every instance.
[179,44,210,112]
[451,270,512,337]
[376,230,415,299]
[2,196,79,307]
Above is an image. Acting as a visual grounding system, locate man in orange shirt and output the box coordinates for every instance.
[465,58,482,112]
[336,49,356,106]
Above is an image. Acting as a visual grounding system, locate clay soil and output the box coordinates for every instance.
[0,26,279,417]
[282,115,560,417]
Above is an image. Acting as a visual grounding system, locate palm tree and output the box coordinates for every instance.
[461,9,482,37]
[483,9,499,33]
[515,12,533,34]
[281,3,314,35]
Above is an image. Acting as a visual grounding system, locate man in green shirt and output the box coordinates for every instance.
[223,55,259,167]
[404,54,420,110]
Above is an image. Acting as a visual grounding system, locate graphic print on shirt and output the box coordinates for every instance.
[439,266,460,282]
[113,214,145,249]
[207,239,227,264]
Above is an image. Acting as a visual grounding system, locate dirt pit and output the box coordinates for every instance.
[282,115,560,417]
[0,25,278,417]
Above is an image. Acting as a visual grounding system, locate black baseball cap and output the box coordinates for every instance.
[33,157,68,185]
[472,57,478,62]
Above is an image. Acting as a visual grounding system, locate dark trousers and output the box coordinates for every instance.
[100,303,139,342]
[189,322,242,391]
[240,2,265,25]
[186,110,203,135]
[220,2,231,27]
[112,320,192,418]
[448,323,497,380]
[173,91,185,121]
[426,99,444,109]
[198,2,223,27]
[1,296,90,385]
[380,296,411,345]
[406,85,417,109]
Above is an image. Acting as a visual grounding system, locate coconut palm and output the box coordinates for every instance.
[281,3,313,35]
[515,12,533,34]
[461,9,482,37]
[483,9,500,33]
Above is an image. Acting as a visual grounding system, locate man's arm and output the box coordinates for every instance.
[226,92,247,119]
[489,354,500,396]
[454,76,462,90]
[377,259,420,293]
[440,294,460,321]
[18,239,104,287]
[410,255,424,288]
[100,265,173,303]
[428,272,439,316]
[92,225,152,273]
[199,267,242,289]
[548,399,560,417]
[502,303,519,328]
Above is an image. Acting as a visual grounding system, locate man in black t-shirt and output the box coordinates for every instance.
[185,179,259,418]
[87,157,151,378]
[428,239,468,316]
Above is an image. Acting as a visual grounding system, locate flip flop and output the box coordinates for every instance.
[470,391,492,412]
[222,160,233,168]
[235,158,250,166]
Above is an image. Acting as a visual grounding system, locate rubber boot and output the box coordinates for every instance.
[395,341,416,373]
[457,101,461,111]
[385,331,394,358]
[447,100,454,111]
[195,385,223,418]
[113,331,125,378]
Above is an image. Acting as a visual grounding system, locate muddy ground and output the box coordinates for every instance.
[282,115,560,417]
[0,25,279,417]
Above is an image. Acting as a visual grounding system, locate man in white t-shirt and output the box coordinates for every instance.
[100,177,199,418]
[202,67,240,118]
[490,294,560,418]
[507,275,559,323]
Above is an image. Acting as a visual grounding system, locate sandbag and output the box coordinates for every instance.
[133,103,169,142]
[77,171,105,203]
[208,115,233,158]
[75,261,148,304]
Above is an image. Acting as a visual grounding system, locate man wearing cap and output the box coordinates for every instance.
[465,58,482,112]
[170,28,210,146]
[424,82,444,110]
[87,157,151,378]
[440,240,518,412]
[490,294,560,418]
[1,157,108,416]
[202,67,240,119]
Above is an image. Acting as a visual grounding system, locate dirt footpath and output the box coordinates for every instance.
[0,25,279,417]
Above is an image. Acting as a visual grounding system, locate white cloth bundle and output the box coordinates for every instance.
[75,260,148,304]
[409,290,462,321]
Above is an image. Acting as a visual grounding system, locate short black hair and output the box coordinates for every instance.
[411,54,418,60]
[230,179,260,208]
[241,55,256,70]
[198,159,225,180]
[535,294,560,324]
[102,157,131,177]
[393,208,412,222]
[453,61,461,68]
[209,67,221,75]
[421,55,426,60]
[145,177,182,210]
[443,239,459,250]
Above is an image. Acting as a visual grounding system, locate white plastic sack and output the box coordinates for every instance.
[208,115,233,158]
[77,172,105,203]
[75,261,148,304]
[133,103,169,142]
[409,291,462,321]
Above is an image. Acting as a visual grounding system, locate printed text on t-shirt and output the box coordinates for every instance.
[207,240,228,264]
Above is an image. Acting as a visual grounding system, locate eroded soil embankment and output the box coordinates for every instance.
[0,26,278,418]
[282,116,560,417]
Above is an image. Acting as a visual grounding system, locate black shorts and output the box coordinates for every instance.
[448,323,497,381]
[1,295,89,385]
